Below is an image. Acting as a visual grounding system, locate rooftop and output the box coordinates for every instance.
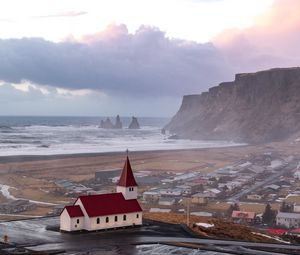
[277,212,300,219]
[64,205,84,218]
[78,193,142,217]
[232,210,256,219]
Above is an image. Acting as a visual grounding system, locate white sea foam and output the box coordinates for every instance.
[0,124,245,156]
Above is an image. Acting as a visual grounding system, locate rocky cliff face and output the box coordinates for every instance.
[166,67,300,143]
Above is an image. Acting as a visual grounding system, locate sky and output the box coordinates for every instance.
[0,0,299,117]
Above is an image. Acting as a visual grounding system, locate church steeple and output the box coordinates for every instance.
[116,156,138,200]
[117,156,138,187]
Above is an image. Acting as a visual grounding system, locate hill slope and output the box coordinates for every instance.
[166,67,300,143]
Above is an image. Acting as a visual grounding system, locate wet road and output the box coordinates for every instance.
[0,217,298,254]
[0,217,194,254]
[136,237,300,251]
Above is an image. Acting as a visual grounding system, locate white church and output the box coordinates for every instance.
[60,156,142,232]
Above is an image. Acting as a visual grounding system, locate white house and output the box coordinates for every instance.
[176,184,201,195]
[246,194,263,201]
[191,211,212,217]
[191,193,207,205]
[176,185,192,195]
[276,212,300,228]
[205,188,221,198]
[158,197,176,206]
[142,191,160,202]
[294,203,300,213]
[159,188,182,197]
[60,156,143,232]
[294,171,300,180]
[268,160,284,170]
[149,208,171,213]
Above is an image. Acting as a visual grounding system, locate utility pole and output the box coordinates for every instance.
[186,197,190,227]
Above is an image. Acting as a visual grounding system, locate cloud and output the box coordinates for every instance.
[0,82,179,116]
[1,0,300,117]
[214,0,300,72]
[0,83,45,103]
[0,24,232,97]
[32,11,88,19]
[0,18,14,23]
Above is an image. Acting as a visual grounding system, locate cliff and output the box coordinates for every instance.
[166,67,300,143]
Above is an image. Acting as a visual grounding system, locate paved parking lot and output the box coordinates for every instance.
[0,217,194,254]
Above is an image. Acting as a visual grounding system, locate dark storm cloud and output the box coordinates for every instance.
[0,25,232,96]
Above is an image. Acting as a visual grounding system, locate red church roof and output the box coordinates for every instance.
[64,205,84,218]
[77,193,142,217]
[117,156,138,187]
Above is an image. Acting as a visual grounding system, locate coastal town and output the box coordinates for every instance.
[90,151,300,234]
[0,147,300,238]
[1,148,300,254]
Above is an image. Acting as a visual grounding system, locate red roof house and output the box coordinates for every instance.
[232,210,256,223]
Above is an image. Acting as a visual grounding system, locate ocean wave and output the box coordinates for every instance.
[0,140,42,145]
[0,126,14,133]
[0,125,12,129]
[0,117,243,156]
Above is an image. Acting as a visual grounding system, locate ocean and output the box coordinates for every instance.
[0,116,242,156]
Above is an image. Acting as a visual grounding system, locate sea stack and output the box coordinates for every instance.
[100,120,104,128]
[114,115,123,129]
[101,117,114,129]
[128,116,140,129]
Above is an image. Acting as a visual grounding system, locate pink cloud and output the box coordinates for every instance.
[214,0,300,71]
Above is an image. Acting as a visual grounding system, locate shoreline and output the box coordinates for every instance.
[0,144,249,164]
